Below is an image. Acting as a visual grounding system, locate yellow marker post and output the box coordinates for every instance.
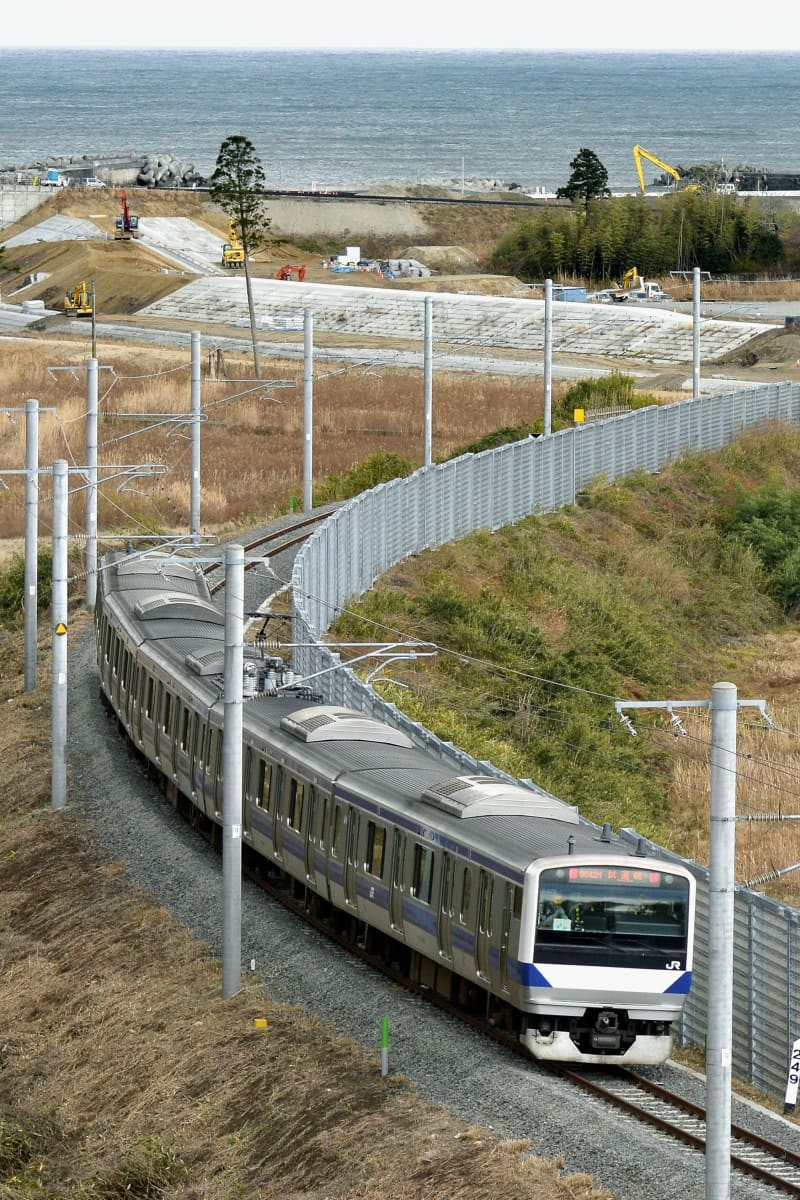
[253,1018,269,1030]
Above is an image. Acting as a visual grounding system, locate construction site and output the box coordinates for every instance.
[1,184,800,391]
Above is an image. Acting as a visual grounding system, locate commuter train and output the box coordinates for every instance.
[95,550,696,1066]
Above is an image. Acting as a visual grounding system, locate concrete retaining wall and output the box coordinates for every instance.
[0,185,51,230]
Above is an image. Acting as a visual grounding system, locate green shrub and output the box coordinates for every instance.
[312,451,415,506]
[0,549,52,629]
[724,483,800,611]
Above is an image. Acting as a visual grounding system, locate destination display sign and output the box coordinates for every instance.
[567,866,670,888]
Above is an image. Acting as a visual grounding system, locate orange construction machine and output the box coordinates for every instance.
[114,191,140,240]
[275,264,306,281]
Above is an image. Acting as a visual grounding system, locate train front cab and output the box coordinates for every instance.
[517,855,695,1065]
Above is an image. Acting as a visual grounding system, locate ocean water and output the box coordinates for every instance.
[0,48,798,191]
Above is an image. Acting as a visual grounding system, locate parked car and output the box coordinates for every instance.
[85,177,106,189]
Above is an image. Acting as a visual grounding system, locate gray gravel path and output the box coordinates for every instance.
[66,580,800,1200]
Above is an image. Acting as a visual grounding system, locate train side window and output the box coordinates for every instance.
[179,704,190,752]
[196,722,207,769]
[144,676,154,720]
[317,793,329,848]
[513,886,523,920]
[365,821,386,878]
[331,804,343,857]
[161,689,173,735]
[411,844,434,904]
[288,779,305,830]
[255,757,271,809]
[478,873,494,936]
[459,868,472,924]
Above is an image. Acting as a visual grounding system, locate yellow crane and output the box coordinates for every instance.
[221,220,245,269]
[632,145,683,194]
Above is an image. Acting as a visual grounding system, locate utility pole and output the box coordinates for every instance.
[51,460,69,811]
[85,358,98,608]
[190,331,202,543]
[693,266,701,400]
[24,400,39,690]
[303,310,314,513]
[423,295,433,467]
[615,684,771,1200]
[543,278,553,435]
[222,542,245,999]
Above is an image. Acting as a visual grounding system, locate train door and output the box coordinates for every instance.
[475,870,493,981]
[271,766,285,862]
[389,830,405,934]
[499,883,514,993]
[304,786,327,887]
[437,851,454,960]
[344,807,360,910]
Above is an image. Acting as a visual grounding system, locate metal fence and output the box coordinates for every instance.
[291,380,800,1098]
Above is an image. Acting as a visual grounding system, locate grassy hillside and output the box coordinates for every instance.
[331,426,800,903]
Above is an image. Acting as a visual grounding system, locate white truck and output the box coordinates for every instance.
[609,280,672,303]
[39,169,68,187]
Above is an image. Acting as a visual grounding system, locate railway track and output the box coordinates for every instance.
[201,510,330,596]
[245,865,800,1198]
[557,1067,800,1198]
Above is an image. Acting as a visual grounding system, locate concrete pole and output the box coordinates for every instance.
[303,310,314,513]
[693,266,701,401]
[544,279,553,435]
[23,399,39,692]
[423,296,433,467]
[706,680,737,1200]
[85,358,98,609]
[190,331,201,544]
[51,460,69,811]
[222,542,244,999]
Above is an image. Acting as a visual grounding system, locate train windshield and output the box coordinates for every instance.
[534,864,691,970]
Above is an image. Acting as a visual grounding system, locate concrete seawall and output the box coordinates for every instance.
[0,185,49,230]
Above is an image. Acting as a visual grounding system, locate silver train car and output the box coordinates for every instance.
[96,551,696,1066]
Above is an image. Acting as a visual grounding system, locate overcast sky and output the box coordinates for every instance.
[3,1,797,51]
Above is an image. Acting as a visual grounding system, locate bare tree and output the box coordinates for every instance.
[210,135,272,377]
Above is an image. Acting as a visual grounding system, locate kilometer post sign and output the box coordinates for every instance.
[785,1037,800,1113]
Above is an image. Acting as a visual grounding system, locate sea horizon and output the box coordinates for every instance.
[1,48,797,191]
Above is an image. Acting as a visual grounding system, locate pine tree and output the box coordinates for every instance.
[210,135,272,377]
[556,148,610,209]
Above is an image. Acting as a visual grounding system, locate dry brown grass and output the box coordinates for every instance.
[0,339,547,541]
[0,621,613,1199]
[657,635,800,906]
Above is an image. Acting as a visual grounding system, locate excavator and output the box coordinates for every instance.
[632,145,699,194]
[64,280,93,318]
[114,191,140,240]
[221,220,245,269]
[275,264,307,281]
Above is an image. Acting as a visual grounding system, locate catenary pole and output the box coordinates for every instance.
[85,358,98,608]
[693,266,701,400]
[706,680,737,1200]
[423,295,433,466]
[543,278,553,435]
[24,400,39,691]
[222,542,245,999]
[51,460,68,811]
[190,331,201,544]
[303,310,314,512]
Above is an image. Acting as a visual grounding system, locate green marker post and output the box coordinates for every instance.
[380,1016,389,1077]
